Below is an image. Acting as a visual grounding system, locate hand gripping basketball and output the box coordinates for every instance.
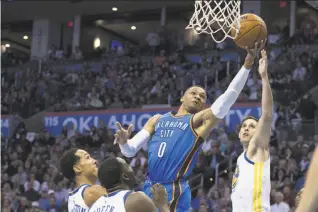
[113,122,133,145]
[244,39,267,69]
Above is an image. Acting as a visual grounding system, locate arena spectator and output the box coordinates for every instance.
[270,192,290,212]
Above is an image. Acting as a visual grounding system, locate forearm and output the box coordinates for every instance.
[260,75,273,119]
[119,129,150,157]
[211,65,250,119]
[296,147,318,212]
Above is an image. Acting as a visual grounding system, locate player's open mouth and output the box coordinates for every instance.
[243,133,249,136]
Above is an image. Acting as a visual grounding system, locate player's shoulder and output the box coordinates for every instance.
[83,185,106,206]
[125,191,147,200]
[236,152,246,163]
[125,191,157,212]
[147,114,162,124]
[125,191,154,206]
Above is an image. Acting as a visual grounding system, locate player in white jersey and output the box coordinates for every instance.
[231,49,273,212]
[60,148,106,211]
[90,157,170,212]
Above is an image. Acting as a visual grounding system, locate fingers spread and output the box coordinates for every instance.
[116,122,123,130]
[127,124,133,135]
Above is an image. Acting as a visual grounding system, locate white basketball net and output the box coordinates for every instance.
[186,0,241,43]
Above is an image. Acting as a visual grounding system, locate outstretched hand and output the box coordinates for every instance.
[258,49,268,78]
[244,39,267,69]
[150,183,168,209]
[113,122,133,145]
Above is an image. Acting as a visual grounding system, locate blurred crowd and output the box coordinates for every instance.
[2,41,318,120]
[1,13,318,212]
[2,114,317,212]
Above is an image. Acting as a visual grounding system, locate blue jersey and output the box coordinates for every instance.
[147,112,203,182]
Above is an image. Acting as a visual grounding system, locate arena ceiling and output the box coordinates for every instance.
[1,1,193,50]
[1,1,193,22]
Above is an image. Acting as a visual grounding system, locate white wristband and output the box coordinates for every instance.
[119,129,151,158]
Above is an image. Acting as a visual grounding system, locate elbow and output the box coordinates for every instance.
[119,143,137,158]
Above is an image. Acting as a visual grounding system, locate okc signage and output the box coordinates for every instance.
[43,103,261,136]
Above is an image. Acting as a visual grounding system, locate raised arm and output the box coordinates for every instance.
[296,147,318,212]
[193,40,266,139]
[247,49,272,152]
[114,114,161,157]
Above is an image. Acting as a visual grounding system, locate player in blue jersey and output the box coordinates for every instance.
[114,41,266,211]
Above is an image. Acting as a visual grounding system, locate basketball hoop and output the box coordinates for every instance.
[186,0,241,43]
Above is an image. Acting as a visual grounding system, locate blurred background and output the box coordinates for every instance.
[1,0,318,211]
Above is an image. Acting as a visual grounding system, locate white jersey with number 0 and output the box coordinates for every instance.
[68,184,91,212]
[231,152,271,212]
[89,190,132,212]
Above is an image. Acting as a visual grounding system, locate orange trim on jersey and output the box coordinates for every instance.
[173,181,183,212]
[190,114,198,137]
[169,181,182,212]
[170,182,176,206]
[176,136,202,179]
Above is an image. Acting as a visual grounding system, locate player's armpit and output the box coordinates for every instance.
[192,109,219,139]
[83,185,107,206]
[125,192,160,212]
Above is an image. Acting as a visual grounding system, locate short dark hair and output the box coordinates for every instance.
[184,85,206,94]
[236,116,259,134]
[98,157,122,189]
[59,148,80,180]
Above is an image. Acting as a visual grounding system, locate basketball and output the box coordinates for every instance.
[232,13,268,49]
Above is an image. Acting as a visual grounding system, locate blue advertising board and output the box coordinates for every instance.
[1,115,10,137]
[44,103,261,136]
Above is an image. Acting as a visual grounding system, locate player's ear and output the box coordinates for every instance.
[122,173,130,181]
[180,97,184,103]
[73,165,82,175]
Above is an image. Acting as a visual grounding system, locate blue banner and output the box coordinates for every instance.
[44,103,261,136]
[1,115,10,137]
